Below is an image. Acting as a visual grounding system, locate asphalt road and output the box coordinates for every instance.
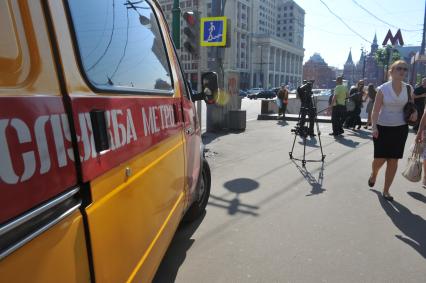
[155,120,426,283]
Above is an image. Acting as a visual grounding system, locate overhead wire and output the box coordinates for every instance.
[319,0,371,43]
[352,0,422,32]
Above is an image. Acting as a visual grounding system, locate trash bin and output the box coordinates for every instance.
[229,110,246,130]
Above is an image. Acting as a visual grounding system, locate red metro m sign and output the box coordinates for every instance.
[382,29,404,46]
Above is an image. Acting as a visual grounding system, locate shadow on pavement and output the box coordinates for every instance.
[344,129,371,140]
[224,178,259,194]
[370,189,426,259]
[333,135,360,148]
[296,135,320,148]
[276,119,288,127]
[208,178,260,216]
[153,212,206,283]
[407,191,426,203]
[292,161,326,196]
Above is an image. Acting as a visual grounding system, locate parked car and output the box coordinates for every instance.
[247,92,257,99]
[247,88,263,95]
[239,90,247,97]
[257,90,276,99]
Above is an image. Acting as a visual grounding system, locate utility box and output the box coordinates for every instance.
[261,100,278,114]
[229,110,246,131]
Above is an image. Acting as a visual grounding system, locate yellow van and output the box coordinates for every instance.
[0,0,214,281]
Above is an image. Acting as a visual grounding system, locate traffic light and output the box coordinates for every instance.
[182,11,200,57]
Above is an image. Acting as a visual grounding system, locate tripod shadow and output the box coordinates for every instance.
[297,135,320,148]
[370,189,426,259]
[292,160,326,196]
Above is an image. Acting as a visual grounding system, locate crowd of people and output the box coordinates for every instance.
[328,60,426,201]
[329,78,376,136]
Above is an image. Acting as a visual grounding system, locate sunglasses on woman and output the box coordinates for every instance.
[395,66,408,72]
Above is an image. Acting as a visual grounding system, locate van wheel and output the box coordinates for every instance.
[183,159,211,222]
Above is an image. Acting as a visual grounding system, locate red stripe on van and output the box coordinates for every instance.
[0,97,77,224]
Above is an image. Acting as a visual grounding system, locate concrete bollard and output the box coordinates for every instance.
[229,110,246,131]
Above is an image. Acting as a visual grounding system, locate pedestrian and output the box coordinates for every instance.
[364,83,377,129]
[413,77,426,132]
[368,60,417,201]
[415,110,426,187]
[276,84,289,119]
[345,80,364,130]
[329,76,348,136]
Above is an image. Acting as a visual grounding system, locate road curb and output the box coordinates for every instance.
[257,113,368,124]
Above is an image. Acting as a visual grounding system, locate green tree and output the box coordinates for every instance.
[374,45,401,82]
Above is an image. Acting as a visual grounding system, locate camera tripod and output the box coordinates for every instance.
[289,98,326,167]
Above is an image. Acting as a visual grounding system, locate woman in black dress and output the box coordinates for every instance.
[368,60,416,201]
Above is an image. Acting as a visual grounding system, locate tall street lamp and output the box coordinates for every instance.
[259,45,264,88]
[361,47,366,80]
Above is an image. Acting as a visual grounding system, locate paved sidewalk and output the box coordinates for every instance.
[155,120,426,283]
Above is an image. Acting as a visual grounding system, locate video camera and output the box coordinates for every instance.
[290,124,310,138]
[297,80,314,107]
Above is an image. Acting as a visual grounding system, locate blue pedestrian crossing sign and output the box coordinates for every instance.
[200,17,227,47]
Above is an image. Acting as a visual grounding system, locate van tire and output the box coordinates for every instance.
[183,158,211,222]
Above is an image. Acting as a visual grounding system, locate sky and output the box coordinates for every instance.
[296,0,425,69]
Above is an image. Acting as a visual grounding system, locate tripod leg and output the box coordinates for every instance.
[316,119,326,162]
[289,129,297,159]
[302,135,307,167]
[290,105,304,159]
[311,96,325,162]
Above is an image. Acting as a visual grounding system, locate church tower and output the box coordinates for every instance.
[345,49,354,66]
[343,49,356,86]
[371,33,378,54]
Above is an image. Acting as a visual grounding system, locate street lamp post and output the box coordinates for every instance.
[259,45,264,88]
[172,0,181,49]
[361,47,366,80]
[384,45,393,82]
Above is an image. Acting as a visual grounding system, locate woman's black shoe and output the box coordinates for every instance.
[357,125,361,130]
[382,193,393,201]
[368,177,375,187]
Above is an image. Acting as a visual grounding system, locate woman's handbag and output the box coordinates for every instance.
[404,85,418,126]
[346,99,356,112]
[402,143,422,182]
[403,101,417,126]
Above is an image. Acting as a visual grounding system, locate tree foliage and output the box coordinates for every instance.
[374,45,401,67]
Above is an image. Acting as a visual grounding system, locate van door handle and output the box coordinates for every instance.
[90,110,110,152]
[185,127,194,135]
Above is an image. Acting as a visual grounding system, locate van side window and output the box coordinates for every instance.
[67,0,173,94]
